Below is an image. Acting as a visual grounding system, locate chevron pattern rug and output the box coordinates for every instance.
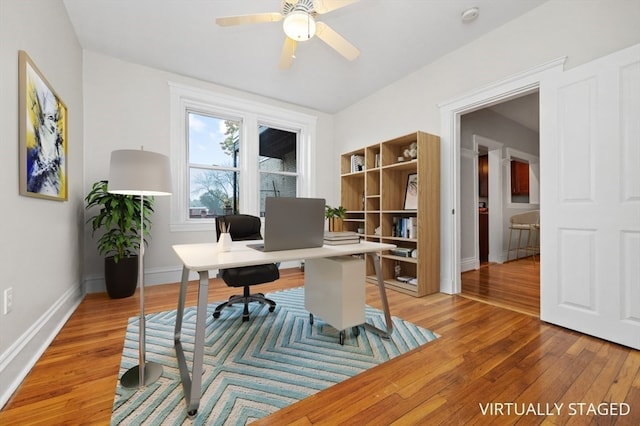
[111,287,438,425]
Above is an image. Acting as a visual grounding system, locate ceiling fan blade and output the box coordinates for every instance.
[216,13,283,27]
[313,0,359,14]
[315,21,359,61]
[279,38,297,69]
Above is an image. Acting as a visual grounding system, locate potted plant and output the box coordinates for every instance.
[85,180,155,299]
[325,205,347,232]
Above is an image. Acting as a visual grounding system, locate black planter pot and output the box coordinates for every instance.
[104,256,138,299]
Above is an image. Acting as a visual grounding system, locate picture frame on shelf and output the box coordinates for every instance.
[403,173,418,209]
[18,50,68,201]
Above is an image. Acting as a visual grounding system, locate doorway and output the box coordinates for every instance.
[459,92,541,315]
[437,57,564,296]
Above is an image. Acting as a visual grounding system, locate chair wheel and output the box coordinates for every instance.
[309,313,314,325]
[212,311,220,319]
[339,331,345,345]
[269,305,276,312]
[352,326,360,337]
[187,409,198,419]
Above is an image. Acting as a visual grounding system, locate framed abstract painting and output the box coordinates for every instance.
[18,50,68,201]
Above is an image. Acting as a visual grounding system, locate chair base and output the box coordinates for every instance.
[212,286,276,322]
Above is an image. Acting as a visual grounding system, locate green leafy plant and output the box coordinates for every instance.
[325,205,347,232]
[325,205,347,219]
[85,180,155,263]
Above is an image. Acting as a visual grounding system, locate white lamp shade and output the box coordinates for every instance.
[108,149,172,196]
[283,10,316,41]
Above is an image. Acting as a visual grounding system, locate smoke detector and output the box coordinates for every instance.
[461,7,479,22]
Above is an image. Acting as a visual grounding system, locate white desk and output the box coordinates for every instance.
[172,240,395,418]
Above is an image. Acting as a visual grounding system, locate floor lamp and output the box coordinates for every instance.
[108,148,172,388]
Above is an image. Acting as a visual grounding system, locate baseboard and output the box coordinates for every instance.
[460,257,478,273]
[0,283,83,409]
[84,261,304,294]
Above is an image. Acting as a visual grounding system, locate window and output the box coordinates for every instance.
[187,113,240,219]
[258,126,298,216]
[170,83,317,231]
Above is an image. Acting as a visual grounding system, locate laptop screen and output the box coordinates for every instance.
[259,197,326,252]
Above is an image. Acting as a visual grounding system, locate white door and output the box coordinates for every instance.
[540,44,640,350]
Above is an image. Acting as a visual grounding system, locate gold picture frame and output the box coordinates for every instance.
[18,50,68,201]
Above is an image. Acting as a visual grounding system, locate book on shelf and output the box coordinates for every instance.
[390,247,413,257]
[350,154,364,173]
[396,276,417,286]
[392,216,418,239]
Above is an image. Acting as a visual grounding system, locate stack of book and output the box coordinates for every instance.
[324,231,361,245]
[392,216,417,239]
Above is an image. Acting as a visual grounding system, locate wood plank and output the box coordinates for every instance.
[1,263,637,425]
[461,258,540,316]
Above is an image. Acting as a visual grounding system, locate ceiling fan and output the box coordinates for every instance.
[216,0,360,69]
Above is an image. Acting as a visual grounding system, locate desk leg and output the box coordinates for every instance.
[174,266,189,341]
[363,252,393,339]
[174,268,209,418]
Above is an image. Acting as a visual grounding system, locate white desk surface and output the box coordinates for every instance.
[173,240,395,271]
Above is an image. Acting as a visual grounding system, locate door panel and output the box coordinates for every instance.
[540,44,640,349]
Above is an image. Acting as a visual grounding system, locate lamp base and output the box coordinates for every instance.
[120,362,163,388]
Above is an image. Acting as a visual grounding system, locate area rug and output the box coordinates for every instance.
[111,287,438,425]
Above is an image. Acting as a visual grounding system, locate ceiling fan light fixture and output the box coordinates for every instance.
[283,10,316,41]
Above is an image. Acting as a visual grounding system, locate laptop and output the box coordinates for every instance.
[249,197,325,252]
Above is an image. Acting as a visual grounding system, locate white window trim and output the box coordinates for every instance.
[169,82,317,232]
[505,147,540,208]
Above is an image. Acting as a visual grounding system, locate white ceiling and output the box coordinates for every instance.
[62,0,547,113]
[489,92,540,132]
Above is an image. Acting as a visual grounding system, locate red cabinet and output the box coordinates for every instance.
[511,160,529,196]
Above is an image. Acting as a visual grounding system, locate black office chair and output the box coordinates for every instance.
[213,214,279,322]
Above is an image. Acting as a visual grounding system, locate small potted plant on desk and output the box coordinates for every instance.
[325,205,347,232]
[85,180,155,299]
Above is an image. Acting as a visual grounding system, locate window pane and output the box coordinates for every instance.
[188,112,240,167]
[258,126,296,173]
[189,168,239,218]
[259,173,297,216]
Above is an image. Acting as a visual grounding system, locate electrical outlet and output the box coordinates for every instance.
[3,287,12,315]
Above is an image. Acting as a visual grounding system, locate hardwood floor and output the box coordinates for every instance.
[460,257,540,317]
[2,265,638,425]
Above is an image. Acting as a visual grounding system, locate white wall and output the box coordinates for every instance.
[334,0,640,291]
[82,51,336,292]
[0,0,84,407]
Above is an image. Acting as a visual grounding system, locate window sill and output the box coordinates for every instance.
[170,221,216,232]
